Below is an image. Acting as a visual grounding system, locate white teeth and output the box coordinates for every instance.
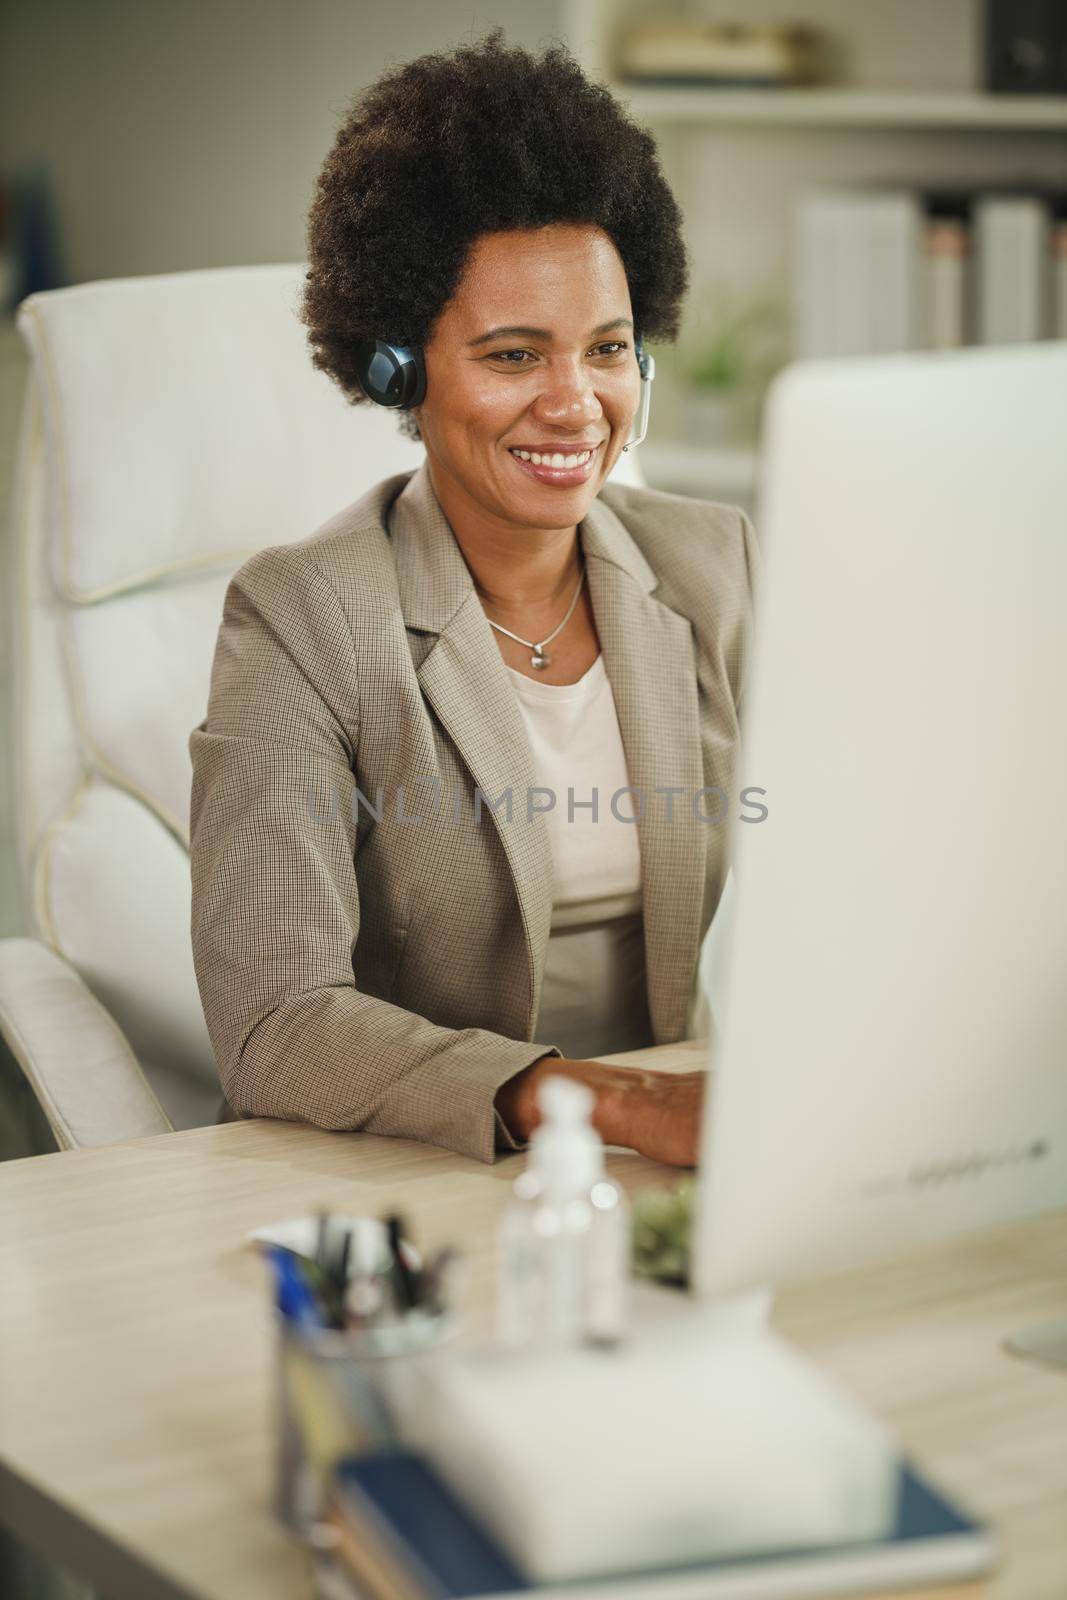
[511,448,593,468]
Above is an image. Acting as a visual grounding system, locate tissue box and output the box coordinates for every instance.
[392,1308,897,1584]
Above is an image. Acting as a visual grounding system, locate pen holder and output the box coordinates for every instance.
[274,1305,456,1535]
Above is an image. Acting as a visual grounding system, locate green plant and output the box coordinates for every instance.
[631,1178,695,1288]
[681,283,787,393]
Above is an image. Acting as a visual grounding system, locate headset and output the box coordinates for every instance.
[352,332,655,451]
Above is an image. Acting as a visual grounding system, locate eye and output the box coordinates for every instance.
[488,340,630,366]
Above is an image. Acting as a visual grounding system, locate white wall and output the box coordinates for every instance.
[0,0,565,285]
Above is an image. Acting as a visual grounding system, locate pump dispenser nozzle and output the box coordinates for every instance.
[531,1075,603,1197]
[538,1074,594,1124]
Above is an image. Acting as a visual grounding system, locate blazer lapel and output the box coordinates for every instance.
[389,465,555,1032]
[388,462,705,1045]
[581,493,707,1044]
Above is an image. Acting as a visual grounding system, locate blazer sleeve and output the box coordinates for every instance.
[188,543,562,1165]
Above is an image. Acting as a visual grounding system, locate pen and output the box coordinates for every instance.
[270,1240,346,1329]
[386,1214,420,1309]
[266,1244,328,1330]
[320,1225,351,1330]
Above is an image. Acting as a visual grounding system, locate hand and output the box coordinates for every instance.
[611,1067,706,1167]
[495,1056,706,1168]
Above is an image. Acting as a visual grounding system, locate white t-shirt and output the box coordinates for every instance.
[507,653,654,1060]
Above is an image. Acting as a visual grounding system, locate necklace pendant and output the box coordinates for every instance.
[531,647,550,670]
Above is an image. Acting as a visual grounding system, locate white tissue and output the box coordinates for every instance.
[396,1306,897,1584]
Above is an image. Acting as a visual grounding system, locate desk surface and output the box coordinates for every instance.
[1,1038,1065,1600]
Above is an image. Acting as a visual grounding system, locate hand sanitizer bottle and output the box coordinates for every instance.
[496,1075,630,1349]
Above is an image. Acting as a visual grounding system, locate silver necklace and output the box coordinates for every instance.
[483,564,586,670]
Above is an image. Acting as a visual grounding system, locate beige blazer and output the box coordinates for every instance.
[188,460,760,1163]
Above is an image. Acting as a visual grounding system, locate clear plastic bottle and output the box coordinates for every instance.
[496,1075,630,1349]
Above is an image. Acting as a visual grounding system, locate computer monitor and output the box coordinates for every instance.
[693,341,1067,1302]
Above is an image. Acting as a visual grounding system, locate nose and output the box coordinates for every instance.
[532,359,604,429]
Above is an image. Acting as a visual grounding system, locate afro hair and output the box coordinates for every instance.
[301,27,689,442]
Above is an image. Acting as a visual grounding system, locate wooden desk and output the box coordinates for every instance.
[0,1039,1065,1600]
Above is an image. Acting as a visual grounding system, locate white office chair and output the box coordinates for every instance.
[0,264,647,1151]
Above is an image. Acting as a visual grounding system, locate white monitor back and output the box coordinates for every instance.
[694,341,1067,1300]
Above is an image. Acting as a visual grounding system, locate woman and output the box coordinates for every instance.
[188,31,760,1167]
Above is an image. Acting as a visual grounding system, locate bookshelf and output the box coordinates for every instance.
[614,86,1067,132]
[562,1,1067,502]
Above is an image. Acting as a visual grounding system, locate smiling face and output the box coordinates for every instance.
[412,223,640,533]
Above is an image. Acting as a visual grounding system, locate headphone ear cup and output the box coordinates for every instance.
[354,339,427,409]
[635,333,650,382]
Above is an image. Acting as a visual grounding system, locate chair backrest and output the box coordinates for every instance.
[9,264,646,1128]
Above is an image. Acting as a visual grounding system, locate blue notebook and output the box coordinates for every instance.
[327,1449,995,1600]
